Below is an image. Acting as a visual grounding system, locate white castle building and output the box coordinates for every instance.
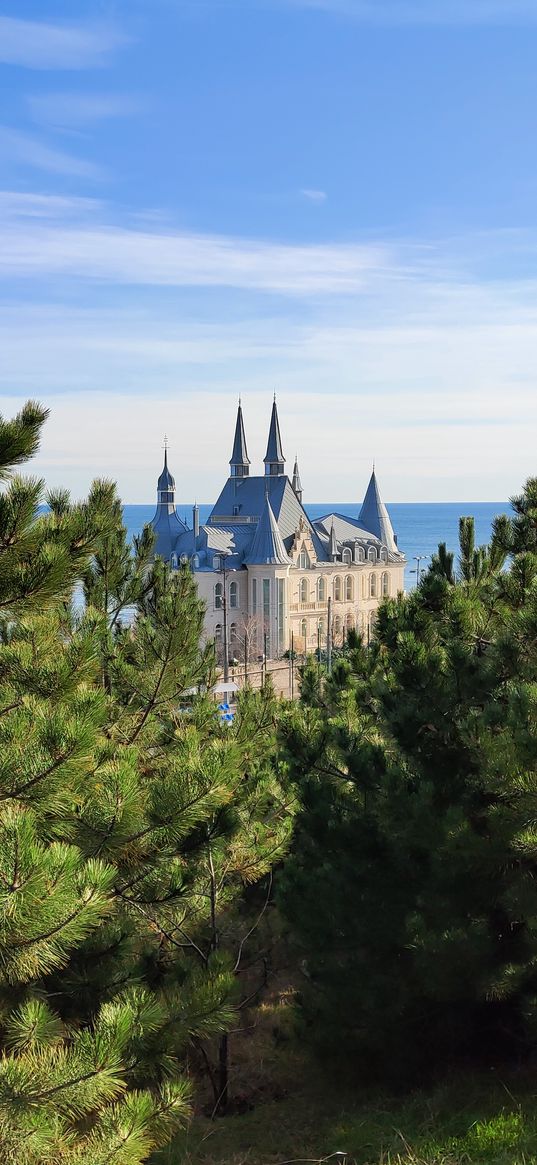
[151,399,405,660]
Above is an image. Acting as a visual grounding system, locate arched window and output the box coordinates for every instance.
[171,552,178,570]
[318,618,325,637]
[215,624,222,642]
[301,618,307,640]
[380,547,388,562]
[346,613,354,631]
[345,575,353,601]
[370,573,377,598]
[230,622,238,643]
[334,576,342,601]
[317,576,326,602]
[382,571,389,597]
[229,580,238,608]
[300,578,308,603]
[361,574,367,598]
[368,546,376,563]
[298,549,310,569]
[215,582,223,609]
[342,547,352,565]
[191,554,199,569]
[358,546,365,562]
[334,615,342,638]
[213,555,221,570]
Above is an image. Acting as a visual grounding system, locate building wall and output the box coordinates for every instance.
[195,560,405,659]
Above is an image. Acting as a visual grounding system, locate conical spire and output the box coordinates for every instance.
[264,395,285,476]
[358,469,398,553]
[292,454,303,503]
[157,441,175,496]
[329,521,338,560]
[245,493,291,565]
[229,399,250,477]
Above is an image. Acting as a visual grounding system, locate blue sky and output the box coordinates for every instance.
[1,1,537,502]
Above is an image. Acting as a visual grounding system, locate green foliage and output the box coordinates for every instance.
[0,404,291,1160]
[279,490,537,1081]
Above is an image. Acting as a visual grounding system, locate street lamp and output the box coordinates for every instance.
[410,555,429,586]
[217,551,232,683]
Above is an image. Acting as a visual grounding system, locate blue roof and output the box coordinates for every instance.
[358,470,399,554]
[244,494,292,565]
[157,449,175,491]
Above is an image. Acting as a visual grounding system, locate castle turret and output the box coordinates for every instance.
[229,399,250,478]
[263,395,285,477]
[292,455,303,503]
[151,442,187,561]
[359,468,398,554]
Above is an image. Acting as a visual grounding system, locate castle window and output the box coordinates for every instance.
[213,555,221,570]
[300,578,308,603]
[370,574,377,598]
[345,575,353,601]
[230,622,238,644]
[382,571,389,597]
[342,547,352,564]
[215,582,223,609]
[346,613,354,631]
[358,546,365,562]
[300,618,307,640]
[171,553,178,570]
[318,618,325,637]
[334,615,342,638]
[229,580,238,608]
[298,549,310,569]
[368,546,377,563]
[380,547,388,562]
[215,624,222,642]
[317,577,326,602]
[334,576,342,602]
[191,554,199,569]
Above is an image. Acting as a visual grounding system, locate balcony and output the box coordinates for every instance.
[290,600,329,612]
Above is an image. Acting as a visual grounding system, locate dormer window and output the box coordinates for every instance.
[298,550,310,569]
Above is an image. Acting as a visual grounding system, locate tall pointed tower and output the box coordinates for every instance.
[229,399,250,478]
[359,468,398,554]
[264,395,285,477]
[151,443,187,561]
[292,455,303,503]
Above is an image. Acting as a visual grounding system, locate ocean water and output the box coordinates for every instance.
[123,501,510,590]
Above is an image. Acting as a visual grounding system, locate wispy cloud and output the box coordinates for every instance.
[283,0,537,24]
[0,200,391,293]
[0,192,102,219]
[1,193,536,501]
[27,92,144,128]
[301,188,327,203]
[0,15,125,70]
[0,128,105,181]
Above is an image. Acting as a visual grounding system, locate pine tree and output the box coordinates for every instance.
[0,405,289,1160]
[0,403,293,1155]
[279,499,537,1081]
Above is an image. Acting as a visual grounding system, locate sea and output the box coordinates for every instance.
[122,501,510,590]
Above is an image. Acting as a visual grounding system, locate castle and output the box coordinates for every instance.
[151,399,405,660]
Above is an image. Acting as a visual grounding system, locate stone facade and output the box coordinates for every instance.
[151,400,405,660]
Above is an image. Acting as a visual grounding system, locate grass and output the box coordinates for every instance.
[154,1066,537,1165]
[151,981,537,1165]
